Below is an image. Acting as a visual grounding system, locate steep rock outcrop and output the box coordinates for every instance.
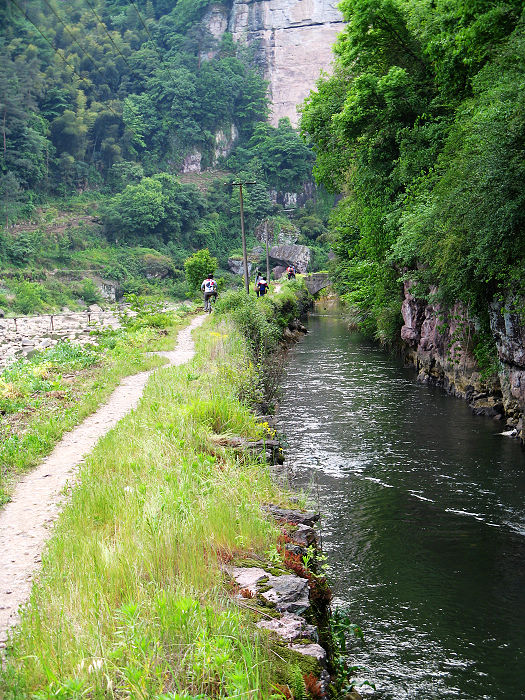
[228,258,253,276]
[269,244,311,272]
[203,1,344,127]
[231,0,344,125]
[489,297,525,424]
[270,182,316,208]
[400,282,525,437]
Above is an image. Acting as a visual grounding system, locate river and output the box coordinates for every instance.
[276,313,525,699]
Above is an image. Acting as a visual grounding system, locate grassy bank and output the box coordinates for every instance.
[0,303,193,507]
[0,283,317,698]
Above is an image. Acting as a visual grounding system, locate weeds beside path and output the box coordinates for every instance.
[0,315,205,646]
[0,281,314,698]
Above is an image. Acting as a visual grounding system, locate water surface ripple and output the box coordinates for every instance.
[276,314,525,699]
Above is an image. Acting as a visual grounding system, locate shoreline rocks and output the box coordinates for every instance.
[224,503,333,695]
[400,282,525,442]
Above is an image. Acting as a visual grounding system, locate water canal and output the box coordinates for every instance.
[276,312,525,699]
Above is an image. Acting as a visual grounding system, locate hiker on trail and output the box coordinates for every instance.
[201,273,218,311]
[286,265,296,280]
[256,276,269,296]
[255,270,263,296]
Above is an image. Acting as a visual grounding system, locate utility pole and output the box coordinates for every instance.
[264,220,271,282]
[231,180,256,294]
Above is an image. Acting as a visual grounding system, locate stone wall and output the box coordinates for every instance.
[400,282,525,439]
[0,307,120,369]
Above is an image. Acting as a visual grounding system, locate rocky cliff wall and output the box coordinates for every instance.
[204,0,344,127]
[400,282,525,441]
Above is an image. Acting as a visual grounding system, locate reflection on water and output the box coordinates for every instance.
[276,314,525,699]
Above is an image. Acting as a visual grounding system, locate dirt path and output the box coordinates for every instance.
[0,315,206,645]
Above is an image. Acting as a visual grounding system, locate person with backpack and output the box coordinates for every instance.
[286,265,296,280]
[254,269,262,296]
[201,273,218,311]
[256,275,269,296]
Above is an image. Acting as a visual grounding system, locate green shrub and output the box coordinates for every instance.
[184,249,218,292]
[140,253,175,279]
[215,290,280,359]
[77,278,103,305]
[120,294,176,330]
[12,281,47,314]
[473,330,500,380]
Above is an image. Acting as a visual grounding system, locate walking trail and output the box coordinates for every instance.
[0,314,206,646]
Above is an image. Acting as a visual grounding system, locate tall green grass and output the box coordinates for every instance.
[0,310,190,506]
[1,315,294,698]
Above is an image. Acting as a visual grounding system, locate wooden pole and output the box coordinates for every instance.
[238,184,249,294]
[232,180,256,295]
[265,223,270,283]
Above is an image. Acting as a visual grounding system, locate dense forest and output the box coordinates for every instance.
[301,0,525,348]
[0,0,326,311]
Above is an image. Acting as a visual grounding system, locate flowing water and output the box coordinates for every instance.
[276,313,525,699]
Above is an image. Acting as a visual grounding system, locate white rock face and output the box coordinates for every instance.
[214,124,239,162]
[204,2,229,39]
[181,150,203,173]
[229,0,344,126]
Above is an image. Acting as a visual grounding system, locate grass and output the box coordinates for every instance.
[0,309,301,698]
[0,306,193,507]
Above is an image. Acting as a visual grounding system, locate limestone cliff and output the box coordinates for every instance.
[400,282,525,440]
[203,1,344,126]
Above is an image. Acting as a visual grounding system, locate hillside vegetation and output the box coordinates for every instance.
[1,0,330,312]
[301,0,525,345]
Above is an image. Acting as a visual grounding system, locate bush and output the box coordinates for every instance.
[184,249,218,292]
[77,278,103,305]
[215,290,281,359]
[141,253,175,279]
[120,294,175,330]
[12,281,47,314]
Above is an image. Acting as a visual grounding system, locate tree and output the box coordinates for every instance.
[103,177,166,242]
[102,173,205,244]
[184,248,218,292]
[244,118,314,191]
[301,0,525,343]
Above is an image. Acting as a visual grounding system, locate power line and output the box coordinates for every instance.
[7,0,144,143]
[129,0,156,45]
[83,0,137,78]
[40,0,143,125]
[129,0,181,86]
[40,0,108,80]
[7,0,92,89]
[38,0,149,140]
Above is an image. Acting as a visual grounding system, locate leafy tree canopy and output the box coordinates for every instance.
[184,248,217,291]
[301,0,525,342]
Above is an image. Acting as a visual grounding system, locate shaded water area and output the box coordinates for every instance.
[276,313,525,699]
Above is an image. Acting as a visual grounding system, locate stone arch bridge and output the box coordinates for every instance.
[302,273,332,295]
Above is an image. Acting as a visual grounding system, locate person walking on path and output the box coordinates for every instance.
[256,276,269,296]
[201,273,218,311]
[254,270,263,297]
